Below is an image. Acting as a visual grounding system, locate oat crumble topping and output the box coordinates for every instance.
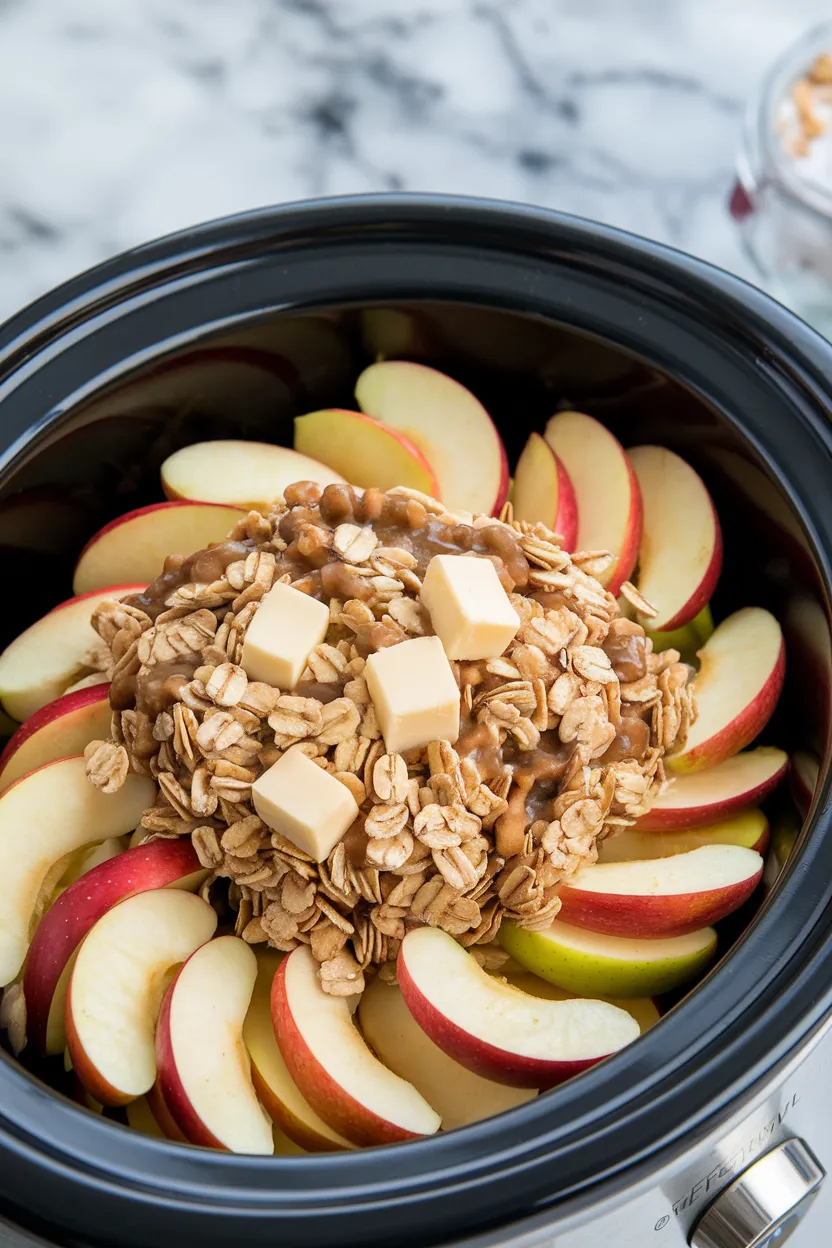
[85,482,695,996]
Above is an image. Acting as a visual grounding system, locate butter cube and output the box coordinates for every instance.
[252,746,358,862]
[365,635,460,754]
[420,554,520,660]
[240,581,329,689]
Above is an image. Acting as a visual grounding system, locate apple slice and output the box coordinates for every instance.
[543,412,641,595]
[511,432,578,551]
[500,921,717,999]
[271,945,440,1146]
[397,927,639,1089]
[668,608,785,773]
[0,686,112,793]
[58,837,126,891]
[358,974,537,1130]
[156,936,274,1154]
[627,447,722,630]
[558,844,764,938]
[24,838,206,1055]
[145,1080,188,1143]
[791,751,820,819]
[295,409,440,498]
[66,890,217,1106]
[0,757,155,988]
[73,501,248,595]
[244,952,353,1152]
[598,809,769,863]
[0,585,144,722]
[502,971,661,1031]
[637,746,787,830]
[645,603,714,666]
[161,440,347,508]
[355,361,509,514]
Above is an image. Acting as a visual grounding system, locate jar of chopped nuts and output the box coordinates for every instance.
[731,22,832,337]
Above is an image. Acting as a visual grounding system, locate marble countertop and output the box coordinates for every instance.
[0,0,829,323]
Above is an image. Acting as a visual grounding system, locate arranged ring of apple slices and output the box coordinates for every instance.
[0,359,798,1157]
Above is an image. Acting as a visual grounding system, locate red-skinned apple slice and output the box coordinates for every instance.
[0,686,111,793]
[597,809,769,863]
[0,757,155,988]
[543,412,642,595]
[145,1080,188,1143]
[355,361,509,514]
[358,974,537,1129]
[161,440,347,508]
[271,945,440,1146]
[397,927,639,1089]
[24,838,207,1055]
[73,502,247,595]
[244,952,353,1152]
[156,936,274,1154]
[511,432,578,551]
[668,608,785,773]
[558,844,764,938]
[66,890,217,1106]
[791,751,820,820]
[636,747,787,830]
[627,446,722,630]
[0,585,144,722]
[294,409,440,498]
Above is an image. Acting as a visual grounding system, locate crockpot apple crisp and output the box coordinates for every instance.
[83,481,695,997]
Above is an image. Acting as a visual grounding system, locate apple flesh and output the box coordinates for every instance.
[73,501,248,596]
[161,439,347,508]
[0,685,112,793]
[543,412,642,595]
[397,927,639,1089]
[628,446,722,630]
[0,757,155,988]
[295,409,440,498]
[502,970,661,1031]
[358,975,537,1131]
[244,952,353,1152]
[598,809,769,863]
[0,584,144,722]
[636,746,787,830]
[272,945,440,1146]
[558,844,764,938]
[791,751,820,820]
[156,936,274,1154]
[355,361,509,514]
[66,889,217,1106]
[24,838,206,1055]
[668,608,785,773]
[511,432,578,551]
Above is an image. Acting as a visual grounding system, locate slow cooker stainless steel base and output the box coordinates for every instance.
[1,196,831,1248]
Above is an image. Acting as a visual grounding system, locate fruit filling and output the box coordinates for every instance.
[0,358,792,1154]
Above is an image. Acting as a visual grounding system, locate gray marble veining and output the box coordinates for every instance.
[0,0,829,321]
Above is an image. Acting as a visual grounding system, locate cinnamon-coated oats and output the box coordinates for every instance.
[87,483,695,993]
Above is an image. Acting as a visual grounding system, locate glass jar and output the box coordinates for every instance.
[731,21,832,337]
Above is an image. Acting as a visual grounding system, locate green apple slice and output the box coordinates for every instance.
[500,918,717,998]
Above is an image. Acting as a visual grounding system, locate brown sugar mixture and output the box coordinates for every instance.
[84,483,696,996]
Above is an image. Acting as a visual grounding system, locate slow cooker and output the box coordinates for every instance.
[0,195,830,1248]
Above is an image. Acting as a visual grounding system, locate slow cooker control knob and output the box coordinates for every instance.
[689,1138,824,1248]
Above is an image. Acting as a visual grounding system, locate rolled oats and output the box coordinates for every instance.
[88,482,694,993]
